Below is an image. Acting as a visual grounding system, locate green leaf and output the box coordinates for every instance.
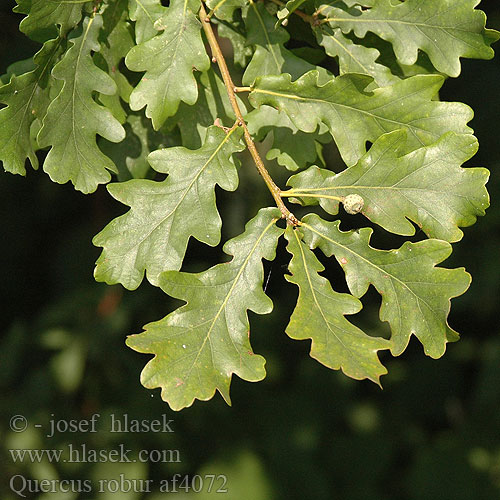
[314,24,397,87]
[276,0,308,24]
[206,0,247,21]
[246,105,327,171]
[124,114,164,179]
[128,0,167,44]
[242,2,318,86]
[217,21,254,67]
[285,226,390,384]
[0,38,62,175]
[286,131,490,242]
[99,113,169,181]
[300,214,471,358]
[170,70,246,149]
[37,15,126,194]
[126,208,283,410]
[322,0,499,77]
[1,57,36,84]
[98,4,135,123]
[126,0,210,129]
[249,71,473,166]
[342,1,376,6]
[93,125,244,290]
[15,0,89,41]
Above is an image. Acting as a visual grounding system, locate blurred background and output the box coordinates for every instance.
[1,1,500,498]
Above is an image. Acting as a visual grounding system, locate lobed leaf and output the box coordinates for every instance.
[300,214,471,358]
[37,15,126,194]
[0,38,62,175]
[15,0,88,41]
[206,0,248,21]
[249,71,473,167]
[246,105,327,171]
[285,226,391,384]
[170,71,246,149]
[126,208,283,410]
[314,24,398,87]
[286,131,490,242]
[276,0,308,24]
[321,0,499,77]
[242,1,321,86]
[127,0,167,44]
[217,21,254,67]
[93,125,245,290]
[98,3,135,124]
[126,0,210,129]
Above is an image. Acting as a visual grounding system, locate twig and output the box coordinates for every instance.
[200,3,298,225]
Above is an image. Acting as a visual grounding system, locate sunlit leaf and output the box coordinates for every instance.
[250,71,473,166]
[37,15,126,193]
[93,125,244,290]
[285,226,390,384]
[301,214,471,358]
[0,38,62,175]
[126,0,210,129]
[127,0,167,44]
[127,208,283,410]
[321,0,499,77]
[286,131,489,242]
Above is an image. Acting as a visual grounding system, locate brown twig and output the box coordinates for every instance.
[199,3,298,224]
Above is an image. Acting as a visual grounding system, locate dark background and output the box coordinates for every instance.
[1,1,500,498]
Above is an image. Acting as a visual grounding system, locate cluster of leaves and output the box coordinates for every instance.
[0,0,497,410]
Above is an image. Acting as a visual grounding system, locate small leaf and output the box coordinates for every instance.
[0,38,62,175]
[285,226,390,384]
[301,214,471,358]
[246,105,327,171]
[99,113,169,181]
[242,2,320,86]
[322,0,499,77]
[217,21,254,67]
[170,70,246,149]
[127,0,167,44]
[342,1,376,6]
[286,131,490,242]
[126,208,284,410]
[126,0,210,129]
[98,5,135,123]
[37,15,126,194]
[15,0,88,41]
[93,125,244,290]
[315,24,398,87]
[206,0,247,21]
[276,0,308,24]
[249,71,473,166]
[124,114,163,179]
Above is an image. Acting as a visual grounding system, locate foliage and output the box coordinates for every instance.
[0,0,498,410]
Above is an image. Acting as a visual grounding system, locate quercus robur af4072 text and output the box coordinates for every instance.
[0,0,497,410]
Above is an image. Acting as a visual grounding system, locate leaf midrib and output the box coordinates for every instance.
[183,217,278,383]
[292,229,357,360]
[250,84,439,139]
[301,221,441,325]
[128,128,238,256]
